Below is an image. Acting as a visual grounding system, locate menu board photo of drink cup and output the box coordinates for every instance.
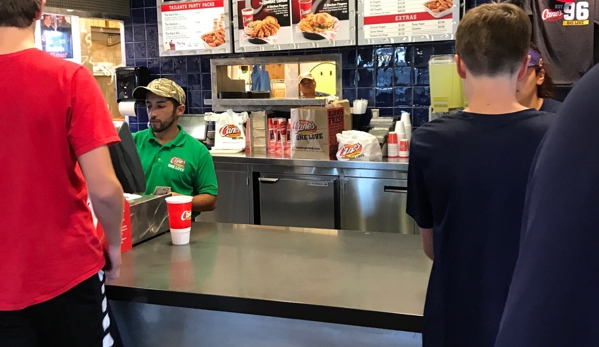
[157,0,232,56]
[233,0,356,53]
[357,0,460,45]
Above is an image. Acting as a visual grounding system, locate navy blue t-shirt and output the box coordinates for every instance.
[407,109,555,347]
[539,97,562,113]
[495,65,599,347]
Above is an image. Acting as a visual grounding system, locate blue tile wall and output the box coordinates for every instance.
[126,0,455,131]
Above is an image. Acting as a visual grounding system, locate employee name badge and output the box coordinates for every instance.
[153,186,171,195]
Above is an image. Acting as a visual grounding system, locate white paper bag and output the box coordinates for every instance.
[205,109,248,150]
[336,130,383,162]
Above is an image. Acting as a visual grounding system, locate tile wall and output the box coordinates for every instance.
[125,0,455,133]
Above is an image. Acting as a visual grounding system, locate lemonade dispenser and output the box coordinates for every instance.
[429,55,465,114]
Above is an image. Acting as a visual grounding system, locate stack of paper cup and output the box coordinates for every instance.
[387,132,399,158]
[353,99,368,114]
[395,120,407,140]
[400,111,412,141]
[399,139,410,159]
[165,196,193,245]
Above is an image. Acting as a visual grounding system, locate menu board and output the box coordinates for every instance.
[157,0,232,56]
[233,0,356,53]
[357,0,459,45]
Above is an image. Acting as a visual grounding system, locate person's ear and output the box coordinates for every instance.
[177,104,186,116]
[35,0,47,21]
[517,55,531,80]
[536,69,546,86]
[455,54,467,79]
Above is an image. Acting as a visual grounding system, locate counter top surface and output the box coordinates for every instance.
[211,152,410,171]
[108,222,430,331]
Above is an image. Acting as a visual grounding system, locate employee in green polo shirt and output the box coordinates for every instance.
[132,78,217,212]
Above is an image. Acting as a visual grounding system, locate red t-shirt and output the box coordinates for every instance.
[0,49,120,310]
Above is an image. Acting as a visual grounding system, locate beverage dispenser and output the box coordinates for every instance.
[115,66,150,117]
[429,55,465,120]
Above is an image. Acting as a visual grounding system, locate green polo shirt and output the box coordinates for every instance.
[132,126,218,197]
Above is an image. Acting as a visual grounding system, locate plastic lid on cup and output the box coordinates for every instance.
[165,196,193,204]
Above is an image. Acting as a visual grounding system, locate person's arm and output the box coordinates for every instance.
[67,66,123,282]
[190,146,218,212]
[78,146,124,282]
[420,227,434,260]
[192,193,217,212]
[406,131,435,260]
[171,192,216,211]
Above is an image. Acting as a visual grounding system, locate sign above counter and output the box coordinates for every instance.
[157,0,232,56]
[357,0,460,45]
[232,0,356,53]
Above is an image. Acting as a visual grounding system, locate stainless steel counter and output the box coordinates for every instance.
[202,153,415,233]
[211,152,409,171]
[107,222,431,333]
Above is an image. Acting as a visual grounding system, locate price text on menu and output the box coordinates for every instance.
[161,0,226,51]
[363,0,453,38]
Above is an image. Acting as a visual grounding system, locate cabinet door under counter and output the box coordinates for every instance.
[198,165,251,224]
[341,178,417,234]
[256,174,339,230]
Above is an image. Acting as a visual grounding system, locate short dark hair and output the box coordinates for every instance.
[0,0,43,28]
[456,2,531,77]
[169,98,181,110]
[530,43,556,99]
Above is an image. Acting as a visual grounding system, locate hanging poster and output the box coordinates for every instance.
[38,14,75,59]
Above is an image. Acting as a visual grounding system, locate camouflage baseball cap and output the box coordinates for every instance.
[133,78,186,105]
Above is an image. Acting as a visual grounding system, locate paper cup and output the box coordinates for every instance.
[299,0,313,19]
[241,8,254,27]
[166,196,193,245]
[170,229,191,245]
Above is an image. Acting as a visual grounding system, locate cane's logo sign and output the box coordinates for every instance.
[293,120,317,135]
[219,124,242,138]
[181,210,192,221]
[168,157,186,172]
[542,8,564,21]
[337,143,364,159]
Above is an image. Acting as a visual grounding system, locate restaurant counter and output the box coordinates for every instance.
[107,222,431,347]
[202,153,415,234]
[211,151,410,172]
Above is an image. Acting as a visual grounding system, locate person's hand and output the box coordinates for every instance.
[104,245,122,285]
[170,192,182,196]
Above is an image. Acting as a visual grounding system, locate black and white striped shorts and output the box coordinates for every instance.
[0,271,123,347]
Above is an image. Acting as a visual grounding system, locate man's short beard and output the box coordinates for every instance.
[150,110,177,133]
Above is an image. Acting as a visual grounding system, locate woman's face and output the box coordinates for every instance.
[516,67,545,104]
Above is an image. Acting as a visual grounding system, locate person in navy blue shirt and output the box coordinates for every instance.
[494,64,599,347]
[516,44,562,113]
[406,3,556,346]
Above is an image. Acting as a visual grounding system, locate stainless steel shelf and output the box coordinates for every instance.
[205,98,327,112]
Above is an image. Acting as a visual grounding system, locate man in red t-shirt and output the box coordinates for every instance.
[0,1,125,346]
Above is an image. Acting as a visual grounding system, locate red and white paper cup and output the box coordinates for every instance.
[399,139,410,159]
[299,0,312,19]
[165,196,193,245]
[241,8,254,28]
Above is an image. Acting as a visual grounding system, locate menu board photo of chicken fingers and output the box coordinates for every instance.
[158,0,232,56]
[233,0,356,52]
[357,0,460,45]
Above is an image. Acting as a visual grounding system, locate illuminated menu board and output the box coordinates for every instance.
[157,0,232,56]
[232,0,356,53]
[357,0,460,45]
